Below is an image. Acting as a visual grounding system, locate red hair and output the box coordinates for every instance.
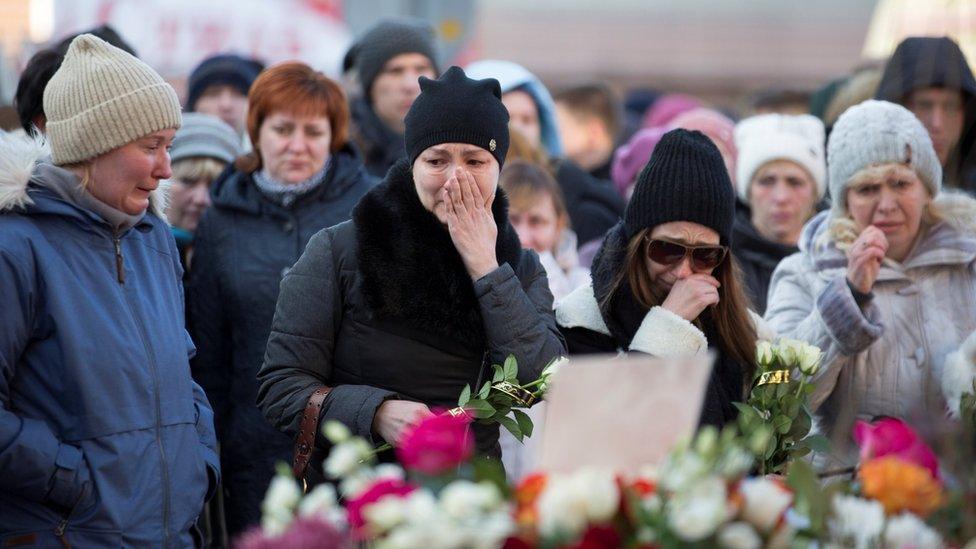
[235,61,349,172]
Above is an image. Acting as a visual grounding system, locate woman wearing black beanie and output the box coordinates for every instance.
[555,129,765,428]
[257,66,566,479]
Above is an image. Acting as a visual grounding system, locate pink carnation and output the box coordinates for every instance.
[345,478,416,531]
[853,418,940,479]
[235,516,348,549]
[396,412,474,475]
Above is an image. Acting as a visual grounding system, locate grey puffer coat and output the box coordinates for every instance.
[765,201,976,467]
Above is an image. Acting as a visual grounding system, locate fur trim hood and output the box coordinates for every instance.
[0,131,168,221]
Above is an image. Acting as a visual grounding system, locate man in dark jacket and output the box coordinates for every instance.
[345,18,440,177]
[876,36,976,193]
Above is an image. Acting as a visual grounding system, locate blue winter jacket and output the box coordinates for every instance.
[0,136,218,547]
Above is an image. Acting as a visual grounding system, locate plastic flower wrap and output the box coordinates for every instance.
[735,338,828,475]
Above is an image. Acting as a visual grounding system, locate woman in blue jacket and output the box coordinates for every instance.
[0,35,218,547]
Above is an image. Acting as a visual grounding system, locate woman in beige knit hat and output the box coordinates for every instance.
[0,34,218,547]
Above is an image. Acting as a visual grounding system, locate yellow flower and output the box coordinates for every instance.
[858,456,944,518]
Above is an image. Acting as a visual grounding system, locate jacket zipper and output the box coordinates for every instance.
[111,232,172,545]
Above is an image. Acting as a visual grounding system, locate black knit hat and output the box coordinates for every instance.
[404,66,510,167]
[186,54,263,111]
[348,18,440,102]
[625,129,735,244]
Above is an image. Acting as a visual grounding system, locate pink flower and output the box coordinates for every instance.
[235,516,349,549]
[396,412,474,475]
[853,418,940,479]
[345,478,416,532]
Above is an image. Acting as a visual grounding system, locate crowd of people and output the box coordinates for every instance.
[1,15,975,547]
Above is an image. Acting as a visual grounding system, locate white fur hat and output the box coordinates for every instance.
[827,99,942,216]
[734,113,826,204]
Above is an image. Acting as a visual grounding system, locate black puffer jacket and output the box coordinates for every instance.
[552,158,625,246]
[188,147,375,536]
[875,36,976,193]
[257,159,566,462]
[555,223,749,429]
[350,97,407,178]
[730,209,798,314]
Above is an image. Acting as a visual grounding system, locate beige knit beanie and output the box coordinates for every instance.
[43,34,182,165]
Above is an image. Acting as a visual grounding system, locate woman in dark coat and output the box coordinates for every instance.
[257,67,566,465]
[555,129,764,429]
[189,62,375,537]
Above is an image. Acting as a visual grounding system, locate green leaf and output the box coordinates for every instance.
[492,364,505,383]
[472,456,510,497]
[497,414,523,441]
[503,355,518,380]
[801,433,830,453]
[478,381,492,400]
[786,459,828,532]
[465,399,497,419]
[458,385,472,407]
[512,408,534,439]
[773,414,792,435]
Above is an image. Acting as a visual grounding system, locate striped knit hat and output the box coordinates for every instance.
[43,34,182,165]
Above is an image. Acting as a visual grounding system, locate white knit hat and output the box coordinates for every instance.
[734,113,826,203]
[43,34,182,165]
[827,99,942,216]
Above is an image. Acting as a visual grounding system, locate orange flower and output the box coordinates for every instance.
[514,473,548,527]
[859,456,944,517]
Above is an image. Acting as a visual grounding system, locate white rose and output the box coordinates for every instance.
[324,438,372,479]
[667,476,731,541]
[539,356,567,393]
[297,483,338,518]
[363,494,409,534]
[756,341,774,368]
[797,343,823,376]
[717,521,761,549]
[259,475,301,535]
[828,494,885,549]
[883,513,943,549]
[440,480,503,520]
[403,490,440,523]
[660,452,709,492]
[716,447,755,480]
[323,420,351,443]
[537,468,619,537]
[373,463,406,481]
[738,477,793,532]
[776,339,803,368]
[695,427,719,457]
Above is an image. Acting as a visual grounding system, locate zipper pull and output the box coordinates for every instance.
[114,238,125,285]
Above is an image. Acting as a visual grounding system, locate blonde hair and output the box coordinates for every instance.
[825,162,976,250]
[172,157,227,184]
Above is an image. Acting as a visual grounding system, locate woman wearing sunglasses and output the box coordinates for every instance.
[765,100,976,468]
[556,129,763,428]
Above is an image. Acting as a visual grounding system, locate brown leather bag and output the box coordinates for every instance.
[292,386,332,486]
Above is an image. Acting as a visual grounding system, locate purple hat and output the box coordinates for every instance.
[641,93,702,129]
[611,126,666,198]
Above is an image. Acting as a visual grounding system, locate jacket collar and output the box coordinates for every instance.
[209,145,367,216]
[352,158,523,350]
[0,132,163,231]
[731,208,799,269]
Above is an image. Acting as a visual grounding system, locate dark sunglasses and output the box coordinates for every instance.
[645,238,728,271]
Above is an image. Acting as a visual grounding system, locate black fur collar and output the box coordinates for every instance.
[353,159,523,350]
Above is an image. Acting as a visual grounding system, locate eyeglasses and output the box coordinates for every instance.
[645,238,728,271]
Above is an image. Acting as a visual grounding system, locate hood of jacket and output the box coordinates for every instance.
[0,132,167,226]
[799,193,976,274]
[209,144,371,215]
[465,59,563,158]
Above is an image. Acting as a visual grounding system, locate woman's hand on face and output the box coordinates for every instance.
[660,273,721,322]
[372,400,434,446]
[846,226,888,294]
[444,167,499,280]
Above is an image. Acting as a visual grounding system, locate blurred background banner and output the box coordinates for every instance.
[863,0,976,62]
[49,0,353,78]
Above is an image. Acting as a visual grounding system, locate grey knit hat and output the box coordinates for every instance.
[827,99,941,215]
[43,34,182,165]
[348,18,439,102]
[170,113,241,164]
